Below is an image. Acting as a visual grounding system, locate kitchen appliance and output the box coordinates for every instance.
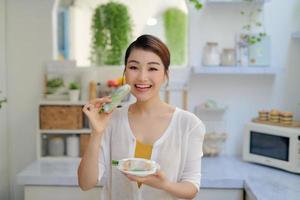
[243,122,300,173]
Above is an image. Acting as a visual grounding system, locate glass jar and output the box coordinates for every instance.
[48,136,64,156]
[221,48,236,66]
[202,42,220,66]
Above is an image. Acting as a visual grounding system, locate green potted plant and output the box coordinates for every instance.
[189,0,203,10]
[90,2,132,66]
[68,81,80,102]
[163,8,187,65]
[47,78,64,95]
[240,0,266,46]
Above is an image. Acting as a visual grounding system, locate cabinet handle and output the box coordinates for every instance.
[0,98,7,109]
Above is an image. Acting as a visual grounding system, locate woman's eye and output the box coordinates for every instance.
[129,66,138,70]
[149,67,158,71]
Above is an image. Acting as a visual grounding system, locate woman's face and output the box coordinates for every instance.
[125,48,167,102]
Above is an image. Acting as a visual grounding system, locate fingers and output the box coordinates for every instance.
[155,170,162,176]
[82,103,92,117]
[90,96,112,106]
[125,174,145,183]
[82,96,112,114]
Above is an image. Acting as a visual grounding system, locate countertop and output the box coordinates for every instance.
[17,156,300,200]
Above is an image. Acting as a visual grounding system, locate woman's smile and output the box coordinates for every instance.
[134,84,153,92]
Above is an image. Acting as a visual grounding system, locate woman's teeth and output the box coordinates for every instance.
[135,84,152,89]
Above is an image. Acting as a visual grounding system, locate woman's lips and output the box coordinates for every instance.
[134,84,152,92]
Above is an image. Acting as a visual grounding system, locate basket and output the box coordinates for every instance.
[40,105,83,129]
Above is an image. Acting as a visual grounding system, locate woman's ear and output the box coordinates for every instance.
[164,70,169,82]
[164,70,169,88]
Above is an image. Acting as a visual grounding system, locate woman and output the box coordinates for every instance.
[78,35,205,200]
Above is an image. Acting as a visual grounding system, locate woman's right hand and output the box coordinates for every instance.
[82,96,113,136]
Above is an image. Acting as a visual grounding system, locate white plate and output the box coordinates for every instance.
[116,158,160,177]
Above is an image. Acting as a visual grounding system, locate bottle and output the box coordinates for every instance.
[41,134,48,156]
[236,33,249,67]
[99,84,131,113]
[89,81,97,100]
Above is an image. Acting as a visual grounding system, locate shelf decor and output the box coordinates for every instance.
[248,34,270,66]
[235,0,270,67]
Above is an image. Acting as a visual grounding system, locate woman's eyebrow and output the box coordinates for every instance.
[148,61,161,65]
[128,60,139,64]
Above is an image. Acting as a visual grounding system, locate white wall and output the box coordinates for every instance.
[6,0,55,199]
[188,0,300,155]
[0,0,9,199]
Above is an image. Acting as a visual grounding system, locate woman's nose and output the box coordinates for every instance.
[137,69,148,81]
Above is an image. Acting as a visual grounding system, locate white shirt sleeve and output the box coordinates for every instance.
[98,125,111,185]
[180,122,206,191]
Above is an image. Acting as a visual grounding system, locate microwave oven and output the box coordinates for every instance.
[243,122,300,173]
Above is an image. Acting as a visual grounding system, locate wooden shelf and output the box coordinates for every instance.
[196,107,228,112]
[39,129,91,134]
[193,66,278,75]
[206,0,269,3]
[40,100,87,106]
[39,156,81,161]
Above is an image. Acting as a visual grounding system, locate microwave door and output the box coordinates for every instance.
[250,131,290,161]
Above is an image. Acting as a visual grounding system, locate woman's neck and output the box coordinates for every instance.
[130,96,168,116]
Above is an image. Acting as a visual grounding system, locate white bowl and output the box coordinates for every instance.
[116,158,160,177]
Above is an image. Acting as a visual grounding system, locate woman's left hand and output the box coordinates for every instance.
[125,170,170,190]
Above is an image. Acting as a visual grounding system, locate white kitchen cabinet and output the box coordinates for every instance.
[24,186,102,200]
[24,186,244,200]
[245,190,256,200]
[196,188,244,200]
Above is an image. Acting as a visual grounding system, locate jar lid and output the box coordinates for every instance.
[206,42,218,45]
[49,136,63,141]
[223,48,235,51]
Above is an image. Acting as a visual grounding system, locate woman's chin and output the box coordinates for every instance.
[132,93,152,102]
[134,96,150,102]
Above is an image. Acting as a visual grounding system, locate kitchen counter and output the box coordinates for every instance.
[201,156,300,200]
[17,156,300,200]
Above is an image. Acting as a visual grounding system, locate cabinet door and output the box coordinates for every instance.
[196,188,244,200]
[25,186,102,200]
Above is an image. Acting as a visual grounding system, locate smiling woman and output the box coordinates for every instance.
[78,34,206,200]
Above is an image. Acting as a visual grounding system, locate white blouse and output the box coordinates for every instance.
[98,105,205,200]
